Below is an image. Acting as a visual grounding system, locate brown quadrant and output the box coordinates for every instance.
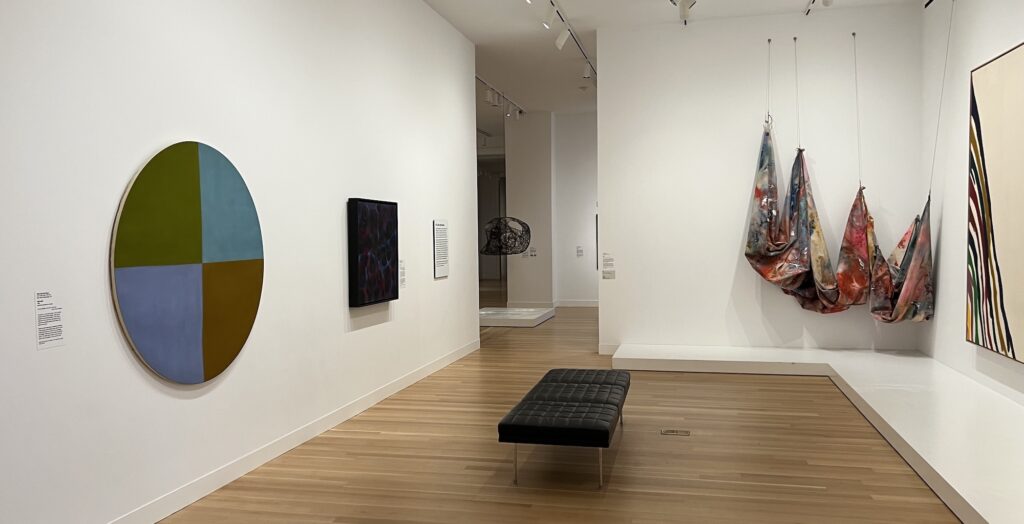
[202,259,264,381]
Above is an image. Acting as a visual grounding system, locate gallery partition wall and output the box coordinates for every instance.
[0,1,479,522]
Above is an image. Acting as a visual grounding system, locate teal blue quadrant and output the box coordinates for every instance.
[199,143,263,263]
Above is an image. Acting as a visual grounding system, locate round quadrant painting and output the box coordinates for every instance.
[111,142,263,384]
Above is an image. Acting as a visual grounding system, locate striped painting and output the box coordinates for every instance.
[967,43,1024,361]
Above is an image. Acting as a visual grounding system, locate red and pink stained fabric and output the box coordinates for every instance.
[744,124,845,314]
[744,125,934,321]
[868,198,935,323]
[834,188,874,309]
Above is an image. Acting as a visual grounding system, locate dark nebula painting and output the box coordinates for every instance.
[347,198,398,307]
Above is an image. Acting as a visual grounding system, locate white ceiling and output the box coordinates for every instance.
[426,0,915,138]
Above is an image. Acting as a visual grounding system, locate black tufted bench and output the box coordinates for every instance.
[498,368,631,487]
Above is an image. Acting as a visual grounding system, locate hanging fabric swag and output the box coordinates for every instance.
[744,35,934,321]
[745,38,847,314]
[744,128,847,314]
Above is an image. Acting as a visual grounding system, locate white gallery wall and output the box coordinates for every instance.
[597,3,927,353]
[554,112,599,307]
[923,0,1024,408]
[0,1,479,523]
[506,111,555,308]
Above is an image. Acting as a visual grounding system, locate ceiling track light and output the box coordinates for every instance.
[583,62,593,79]
[542,5,557,29]
[670,0,697,26]
[555,28,571,50]
[477,76,527,117]
[804,0,816,16]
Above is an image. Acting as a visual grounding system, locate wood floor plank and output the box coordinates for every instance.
[165,307,958,523]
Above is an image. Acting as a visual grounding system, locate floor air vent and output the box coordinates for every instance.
[660,429,691,437]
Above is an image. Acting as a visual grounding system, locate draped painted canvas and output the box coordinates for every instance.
[745,124,847,314]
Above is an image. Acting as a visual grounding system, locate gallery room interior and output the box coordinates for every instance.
[3,0,1024,522]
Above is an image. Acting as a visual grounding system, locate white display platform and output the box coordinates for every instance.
[479,307,555,328]
[612,344,1024,524]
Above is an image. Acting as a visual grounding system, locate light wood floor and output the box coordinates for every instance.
[165,308,957,523]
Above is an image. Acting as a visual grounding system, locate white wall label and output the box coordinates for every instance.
[576,245,584,258]
[35,291,66,350]
[433,220,449,279]
[602,253,616,280]
[399,260,407,289]
[529,246,537,257]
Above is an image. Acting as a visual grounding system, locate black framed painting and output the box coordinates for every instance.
[347,198,399,307]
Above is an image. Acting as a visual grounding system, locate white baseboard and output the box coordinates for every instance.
[554,300,598,307]
[111,338,481,524]
[506,301,554,308]
[599,344,619,355]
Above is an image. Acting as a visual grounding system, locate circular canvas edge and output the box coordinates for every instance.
[110,140,266,386]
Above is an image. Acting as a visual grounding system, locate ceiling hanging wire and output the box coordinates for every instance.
[851,32,864,189]
[928,0,957,194]
[765,38,773,126]
[793,37,803,150]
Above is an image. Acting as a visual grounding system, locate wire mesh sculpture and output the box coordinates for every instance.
[480,217,531,256]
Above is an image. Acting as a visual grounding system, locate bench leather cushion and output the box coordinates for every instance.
[498,401,619,447]
[540,369,631,392]
[524,382,626,410]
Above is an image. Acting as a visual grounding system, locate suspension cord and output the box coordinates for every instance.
[793,37,803,149]
[852,33,863,189]
[766,38,773,125]
[928,0,957,194]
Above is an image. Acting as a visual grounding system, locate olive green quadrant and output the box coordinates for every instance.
[114,142,203,268]
[201,259,264,381]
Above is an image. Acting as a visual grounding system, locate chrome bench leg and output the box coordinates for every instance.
[598,448,603,488]
[513,444,518,486]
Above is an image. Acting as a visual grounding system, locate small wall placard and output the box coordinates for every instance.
[433,220,449,279]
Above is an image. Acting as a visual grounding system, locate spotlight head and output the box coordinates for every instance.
[542,5,556,29]
[675,0,695,25]
[555,28,571,50]
[583,62,593,79]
